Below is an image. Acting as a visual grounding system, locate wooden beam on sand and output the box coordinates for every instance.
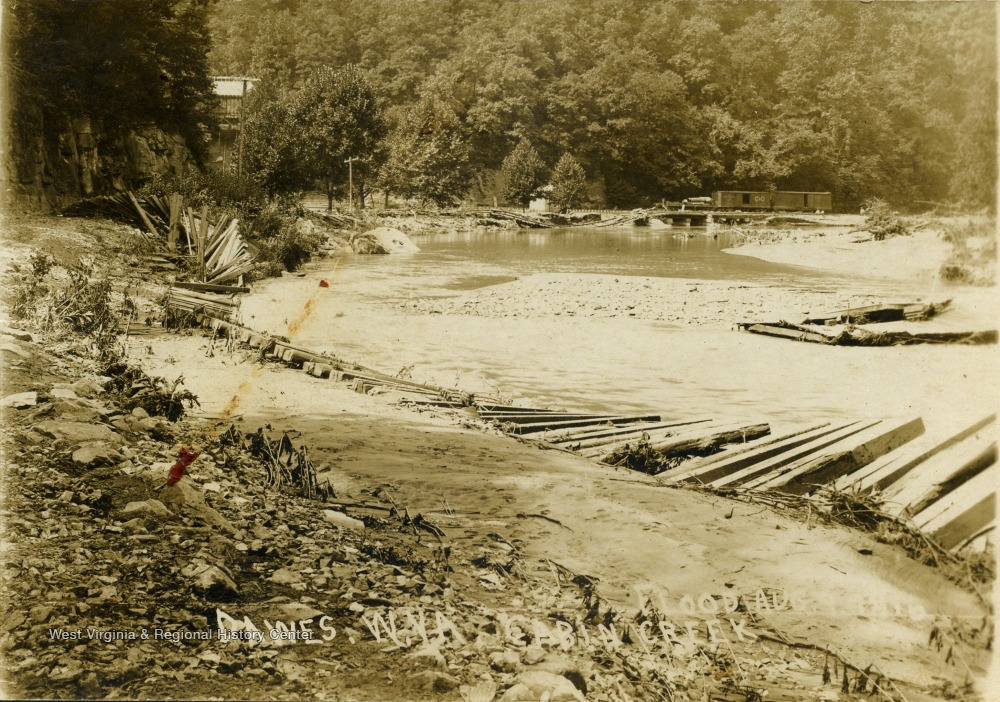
[745,416,925,495]
[547,418,712,445]
[833,414,996,494]
[708,420,878,489]
[484,412,645,425]
[641,422,770,459]
[740,323,834,344]
[911,468,997,550]
[506,414,662,435]
[664,422,842,485]
[880,431,997,518]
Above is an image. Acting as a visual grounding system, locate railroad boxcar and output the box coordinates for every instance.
[711,191,832,212]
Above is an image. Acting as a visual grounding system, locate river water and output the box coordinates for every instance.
[239,226,996,433]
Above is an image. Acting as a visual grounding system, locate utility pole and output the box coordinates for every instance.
[345,156,360,212]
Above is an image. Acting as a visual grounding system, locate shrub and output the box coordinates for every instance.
[863,197,910,240]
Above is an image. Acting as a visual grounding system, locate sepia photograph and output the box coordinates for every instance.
[0,1,997,700]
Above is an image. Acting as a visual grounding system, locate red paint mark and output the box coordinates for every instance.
[286,298,314,337]
[221,381,252,418]
[319,280,329,288]
[166,447,199,486]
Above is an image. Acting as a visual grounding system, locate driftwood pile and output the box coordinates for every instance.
[63,191,254,286]
[739,321,997,346]
[164,287,241,322]
[470,209,553,228]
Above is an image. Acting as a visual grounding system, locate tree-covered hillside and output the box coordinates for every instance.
[207,0,997,210]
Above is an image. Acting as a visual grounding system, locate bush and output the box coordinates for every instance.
[863,197,910,240]
[938,217,997,285]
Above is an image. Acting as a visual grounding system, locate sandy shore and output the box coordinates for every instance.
[725,228,954,282]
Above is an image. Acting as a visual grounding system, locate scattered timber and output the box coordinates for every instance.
[804,300,952,326]
[832,415,996,494]
[739,321,997,346]
[743,416,925,495]
[469,209,553,228]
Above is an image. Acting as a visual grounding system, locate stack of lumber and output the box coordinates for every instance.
[165,287,241,321]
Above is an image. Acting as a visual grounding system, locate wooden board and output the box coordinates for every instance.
[833,414,996,494]
[708,420,879,489]
[556,419,714,450]
[548,418,712,444]
[880,430,997,517]
[664,422,848,485]
[911,468,996,550]
[741,323,834,344]
[507,414,662,435]
[621,422,770,461]
[745,416,925,494]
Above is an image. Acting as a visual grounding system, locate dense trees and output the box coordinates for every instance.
[202,0,996,210]
[6,0,216,159]
[242,66,386,206]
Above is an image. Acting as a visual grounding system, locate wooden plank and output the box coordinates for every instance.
[173,281,251,294]
[833,414,996,493]
[485,413,643,425]
[548,418,713,445]
[708,420,878,488]
[576,423,732,459]
[913,470,996,550]
[636,422,769,460]
[507,415,662,435]
[881,431,997,517]
[665,422,846,485]
[128,192,161,236]
[742,323,833,344]
[746,416,925,495]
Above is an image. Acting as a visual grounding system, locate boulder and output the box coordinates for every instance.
[72,442,124,467]
[1,391,37,409]
[121,499,173,519]
[70,377,109,398]
[159,480,239,535]
[351,227,420,255]
[33,420,118,444]
[51,397,110,422]
[269,568,302,586]
[182,561,240,600]
[502,672,585,702]
[322,510,365,532]
[51,387,79,400]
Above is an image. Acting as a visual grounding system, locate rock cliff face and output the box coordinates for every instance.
[4,116,195,212]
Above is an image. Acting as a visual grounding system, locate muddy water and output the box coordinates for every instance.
[240,227,996,433]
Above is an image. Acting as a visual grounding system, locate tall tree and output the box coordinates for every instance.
[549,153,586,211]
[294,65,387,209]
[500,140,546,208]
